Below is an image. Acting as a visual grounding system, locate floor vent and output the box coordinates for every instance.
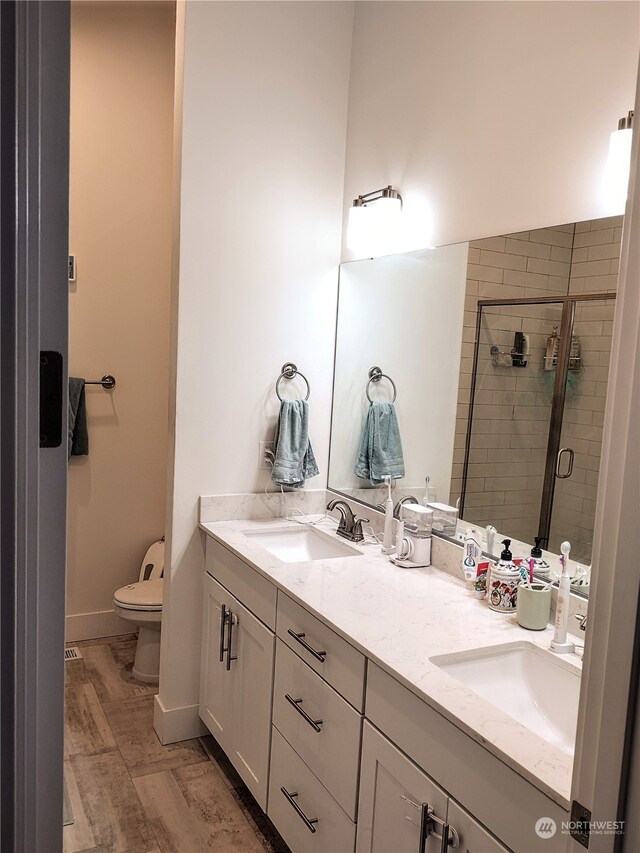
[65,646,83,661]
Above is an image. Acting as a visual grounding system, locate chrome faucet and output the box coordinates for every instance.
[575,613,587,632]
[326,499,369,543]
[393,496,419,520]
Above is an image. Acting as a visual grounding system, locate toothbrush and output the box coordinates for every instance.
[381,476,395,555]
[550,541,575,654]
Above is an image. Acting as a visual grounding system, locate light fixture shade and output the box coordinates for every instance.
[603,113,634,214]
[347,189,403,257]
[346,204,369,254]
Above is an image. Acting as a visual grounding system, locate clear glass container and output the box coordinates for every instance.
[400,504,433,538]
[426,502,458,536]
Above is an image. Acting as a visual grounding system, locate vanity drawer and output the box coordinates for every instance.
[268,726,356,853]
[205,537,276,629]
[366,663,567,853]
[277,592,365,710]
[273,639,362,820]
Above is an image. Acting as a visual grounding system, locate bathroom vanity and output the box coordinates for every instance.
[198,514,581,853]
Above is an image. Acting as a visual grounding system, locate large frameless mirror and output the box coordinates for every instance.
[328,216,622,593]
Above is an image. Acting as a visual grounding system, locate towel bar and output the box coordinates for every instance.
[366,366,397,403]
[275,363,310,402]
[85,375,116,389]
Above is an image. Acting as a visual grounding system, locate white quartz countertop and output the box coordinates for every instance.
[200,515,582,809]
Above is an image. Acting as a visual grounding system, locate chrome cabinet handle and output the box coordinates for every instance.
[287,629,326,663]
[226,611,237,671]
[219,604,228,662]
[280,787,318,833]
[555,447,575,479]
[420,804,459,852]
[284,694,323,732]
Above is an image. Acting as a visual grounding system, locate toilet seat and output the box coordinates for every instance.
[113,578,163,611]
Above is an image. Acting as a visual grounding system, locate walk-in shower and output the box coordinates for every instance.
[458,293,616,565]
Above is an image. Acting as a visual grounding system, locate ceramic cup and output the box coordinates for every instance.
[516,582,552,630]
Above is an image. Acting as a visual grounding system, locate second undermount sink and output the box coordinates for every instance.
[243,525,362,563]
[430,642,581,755]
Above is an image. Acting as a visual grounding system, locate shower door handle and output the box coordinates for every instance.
[555,447,575,479]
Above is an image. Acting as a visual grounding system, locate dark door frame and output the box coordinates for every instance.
[1,2,70,850]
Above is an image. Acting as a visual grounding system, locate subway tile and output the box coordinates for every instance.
[570,259,612,278]
[504,238,551,259]
[587,242,621,262]
[470,236,507,252]
[467,263,504,284]
[479,250,527,271]
[573,228,614,248]
[467,247,481,264]
[589,215,623,230]
[528,228,574,248]
[527,257,571,278]
[550,245,572,263]
[502,267,550,289]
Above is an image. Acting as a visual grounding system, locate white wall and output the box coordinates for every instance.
[156,1,354,739]
[67,1,175,641]
[343,1,640,258]
[330,244,468,499]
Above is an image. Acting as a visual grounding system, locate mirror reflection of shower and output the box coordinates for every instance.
[458,294,616,567]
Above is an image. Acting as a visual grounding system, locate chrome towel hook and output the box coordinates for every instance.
[275,363,310,402]
[366,366,397,403]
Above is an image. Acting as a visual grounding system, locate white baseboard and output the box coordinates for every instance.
[65,609,132,642]
[153,694,207,744]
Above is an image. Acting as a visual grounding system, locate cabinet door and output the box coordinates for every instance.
[199,574,235,752]
[199,573,275,811]
[446,799,509,853]
[226,592,275,811]
[357,722,448,853]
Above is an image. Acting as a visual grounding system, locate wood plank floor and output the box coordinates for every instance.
[64,634,289,853]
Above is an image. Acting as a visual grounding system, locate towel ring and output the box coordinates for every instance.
[366,366,397,403]
[276,362,310,402]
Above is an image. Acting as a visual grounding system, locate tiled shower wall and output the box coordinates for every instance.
[449,216,621,562]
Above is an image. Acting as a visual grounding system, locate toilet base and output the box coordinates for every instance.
[132,623,161,684]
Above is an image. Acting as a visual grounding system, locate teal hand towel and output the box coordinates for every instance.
[68,377,89,459]
[271,399,319,489]
[354,401,405,484]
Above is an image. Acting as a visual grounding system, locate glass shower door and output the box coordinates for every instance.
[547,297,616,564]
[460,301,565,546]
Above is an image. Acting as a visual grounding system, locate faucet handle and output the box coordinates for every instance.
[352,517,369,543]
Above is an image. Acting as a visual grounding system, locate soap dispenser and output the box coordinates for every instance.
[488,539,520,612]
[529,536,550,578]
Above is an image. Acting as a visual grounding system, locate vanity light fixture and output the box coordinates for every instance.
[604,110,634,213]
[347,185,403,257]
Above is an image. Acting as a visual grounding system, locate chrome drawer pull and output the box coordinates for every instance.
[420,804,459,853]
[284,694,323,732]
[281,787,318,834]
[287,629,326,662]
[219,604,228,662]
[226,611,237,671]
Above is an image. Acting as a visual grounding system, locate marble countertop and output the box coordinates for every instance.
[199,515,582,809]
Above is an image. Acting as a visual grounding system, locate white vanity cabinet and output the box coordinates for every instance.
[357,722,508,853]
[200,545,276,811]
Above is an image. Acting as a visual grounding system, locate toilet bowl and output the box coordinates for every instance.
[113,540,164,684]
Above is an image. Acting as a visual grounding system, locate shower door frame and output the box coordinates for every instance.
[460,291,616,553]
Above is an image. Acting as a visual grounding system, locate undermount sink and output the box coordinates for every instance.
[243,525,362,563]
[430,642,581,755]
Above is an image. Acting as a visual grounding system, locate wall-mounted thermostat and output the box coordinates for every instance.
[68,255,76,282]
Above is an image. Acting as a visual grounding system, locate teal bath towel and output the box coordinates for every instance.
[354,401,405,484]
[68,377,89,458]
[271,399,319,489]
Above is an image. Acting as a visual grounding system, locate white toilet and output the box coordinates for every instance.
[113,539,164,684]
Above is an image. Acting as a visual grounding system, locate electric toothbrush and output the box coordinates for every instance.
[550,541,575,654]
